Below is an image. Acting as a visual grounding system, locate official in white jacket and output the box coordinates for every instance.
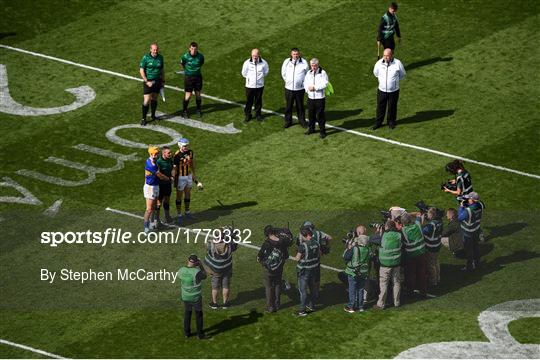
[372,48,406,130]
[303,58,329,139]
[241,48,269,122]
[281,48,309,128]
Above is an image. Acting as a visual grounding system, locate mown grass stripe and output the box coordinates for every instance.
[1,43,538,181]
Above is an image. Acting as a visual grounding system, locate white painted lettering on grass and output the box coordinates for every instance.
[0,176,43,205]
[0,64,95,116]
[159,111,241,134]
[43,199,63,217]
[396,298,540,359]
[17,144,139,187]
[106,123,181,149]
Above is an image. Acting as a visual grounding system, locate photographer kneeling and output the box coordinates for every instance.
[372,220,402,310]
[342,225,372,313]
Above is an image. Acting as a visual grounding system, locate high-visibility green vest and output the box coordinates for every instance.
[178,267,202,302]
[378,231,402,267]
[297,239,320,271]
[204,242,233,273]
[344,245,370,277]
[402,223,426,258]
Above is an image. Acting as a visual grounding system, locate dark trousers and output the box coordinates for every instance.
[381,36,396,51]
[405,253,427,296]
[284,89,306,126]
[464,234,481,270]
[183,300,203,337]
[307,98,326,135]
[263,269,283,310]
[375,89,399,127]
[298,270,318,311]
[245,87,264,118]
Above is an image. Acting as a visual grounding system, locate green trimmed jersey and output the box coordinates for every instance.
[181,51,205,76]
[140,53,164,80]
[156,155,173,178]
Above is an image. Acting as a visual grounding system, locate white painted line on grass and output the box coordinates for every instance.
[105,207,342,272]
[0,339,68,359]
[2,44,538,180]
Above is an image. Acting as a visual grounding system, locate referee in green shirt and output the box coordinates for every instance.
[180,42,205,118]
[139,42,165,126]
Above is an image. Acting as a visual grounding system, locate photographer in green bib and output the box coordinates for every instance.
[399,213,428,298]
[178,254,207,339]
[372,220,402,309]
[342,225,373,313]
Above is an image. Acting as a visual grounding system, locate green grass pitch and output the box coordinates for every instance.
[1,0,539,358]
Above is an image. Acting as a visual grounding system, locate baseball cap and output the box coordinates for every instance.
[464,192,480,201]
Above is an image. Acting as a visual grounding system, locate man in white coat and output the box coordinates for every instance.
[281,48,309,128]
[303,58,329,139]
[241,48,269,122]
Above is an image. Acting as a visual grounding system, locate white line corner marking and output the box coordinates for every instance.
[0,44,538,180]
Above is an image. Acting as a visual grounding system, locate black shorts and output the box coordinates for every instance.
[143,79,162,94]
[158,182,172,199]
[184,75,203,93]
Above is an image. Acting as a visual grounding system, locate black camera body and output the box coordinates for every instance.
[441,180,457,191]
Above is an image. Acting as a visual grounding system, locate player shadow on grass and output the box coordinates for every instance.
[405,57,453,71]
[0,32,16,40]
[329,109,455,135]
[485,222,528,241]
[204,309,263,336]
[423,249,540,302]
[186,201,258,226]
[271,107,363,126]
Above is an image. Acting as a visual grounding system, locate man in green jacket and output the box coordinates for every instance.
[374,220,402,309]
[178,254,207,339]
[343,225,372,313]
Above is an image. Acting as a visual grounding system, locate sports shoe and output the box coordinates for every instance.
[165,215,173,224]
[184,212,193,220]
[256,115,263,122]
[343,306,355,313]
[284,122,292,129]
[182,111,188,118]
[357,307,365,312]
[304,129,315,135]
[372,124,382,130]
[196,109,203,117]
[372,304,384,310]
[208,302,219,310]
[140,119,147,126]
[305,304,315,312]
[221,301,231,309]
[295,310,308,317]
[144,227,150,234]
[244,114,252,123]
[177,215,183,226]
[319,133,327,139]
